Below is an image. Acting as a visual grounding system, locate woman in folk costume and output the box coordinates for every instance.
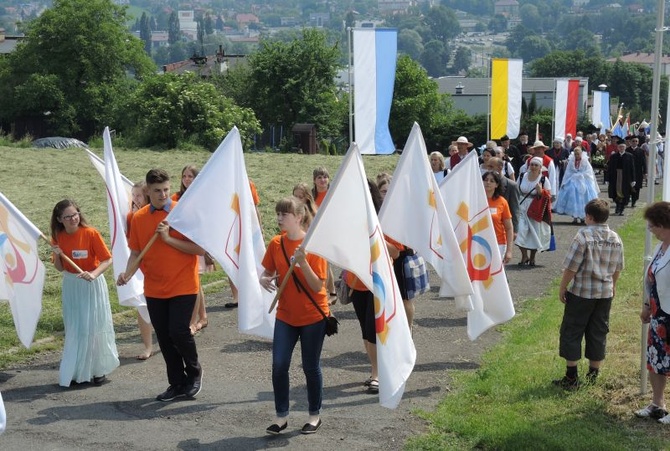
[515,157,552,266]
[553,147,601,224]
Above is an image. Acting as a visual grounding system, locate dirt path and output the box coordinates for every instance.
[0,182,635,450]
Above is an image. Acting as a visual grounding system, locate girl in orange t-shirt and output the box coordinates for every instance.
[310,168,336,300]
[173,165,212,334]
[261,197,328,435]
[483,171,514,264]
[50,199,119,387]
[128,182,154,360]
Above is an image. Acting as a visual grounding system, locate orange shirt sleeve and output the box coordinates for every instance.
[249,181,260,206]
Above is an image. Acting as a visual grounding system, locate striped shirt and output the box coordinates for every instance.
[563,224,624,299]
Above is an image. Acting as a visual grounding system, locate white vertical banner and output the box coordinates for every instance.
[353,28,398,155]
[592,90,610,134]
[101,128,148,320]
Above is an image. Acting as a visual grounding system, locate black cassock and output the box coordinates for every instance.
[607,151,635,202]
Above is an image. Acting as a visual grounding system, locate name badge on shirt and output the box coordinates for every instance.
[489,207,498,215]
[72,250,88,259]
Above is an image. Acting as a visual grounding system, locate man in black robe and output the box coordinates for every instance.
[607,138,636,215]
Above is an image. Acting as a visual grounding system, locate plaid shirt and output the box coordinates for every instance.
[563,224,624,299]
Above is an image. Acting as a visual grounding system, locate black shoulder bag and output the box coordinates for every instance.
[280,237,339,336]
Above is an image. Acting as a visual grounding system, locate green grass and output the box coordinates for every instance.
[406,212,670,450]
[0,145,397,365]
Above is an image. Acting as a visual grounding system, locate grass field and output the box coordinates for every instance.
[0,144,397,366]
[406,212,670,450]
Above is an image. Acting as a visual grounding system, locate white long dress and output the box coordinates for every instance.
[514,173,552,251]
[553,154,600,219]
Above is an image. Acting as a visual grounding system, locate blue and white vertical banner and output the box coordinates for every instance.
[592,90,610,134]
[353,28,398,155]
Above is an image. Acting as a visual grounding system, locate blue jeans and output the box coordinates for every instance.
[272,318,326,417]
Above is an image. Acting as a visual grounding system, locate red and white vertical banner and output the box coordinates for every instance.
[554,79,579,140]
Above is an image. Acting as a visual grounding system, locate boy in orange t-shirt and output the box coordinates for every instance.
[118,168,205,402]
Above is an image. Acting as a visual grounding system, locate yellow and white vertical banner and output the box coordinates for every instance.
[491,58,523,140]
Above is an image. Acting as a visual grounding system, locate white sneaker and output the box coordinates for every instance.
[635,403,668,419]
[659,413,670,424]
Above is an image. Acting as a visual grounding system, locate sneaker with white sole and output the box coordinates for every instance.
[658,413,670,424]
[635,404,668,419]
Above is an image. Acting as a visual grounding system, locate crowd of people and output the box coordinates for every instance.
[40,126,669,436]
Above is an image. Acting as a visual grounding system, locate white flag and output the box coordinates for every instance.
[303,144,416,408]
[379,123,474,310]
[100,128,148,321]
[0,192,45,348]
[0,391,5,435]
[85,147,133,200]
[439,152,516,339]
[167,127,275,340]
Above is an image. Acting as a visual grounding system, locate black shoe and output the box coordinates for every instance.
[156,384,185,402]
[184,368,203,399]
[584,371,598,385]
[301,419,322,434]
[92,375,106,385]
[265,421,288,435]
[552,376,580,390]
[224,302,238,309]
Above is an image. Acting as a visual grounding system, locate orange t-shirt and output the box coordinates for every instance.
[262,234,328,326]
[344,236,403,291]
[314,190,327,207]
[128,203,199,298]
[53,226,112,274]
[171,192,181,202]
[487,196,512,245]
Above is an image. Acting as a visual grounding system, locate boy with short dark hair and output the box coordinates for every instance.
[118,168,205,401]
[554,198,624,389]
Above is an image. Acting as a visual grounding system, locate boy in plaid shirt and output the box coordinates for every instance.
[554,199,624,389]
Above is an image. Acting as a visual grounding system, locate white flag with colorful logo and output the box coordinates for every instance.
[0,192,45,348]
[491,58,523,140]
[554,79,580,140]
[303,143,416,408]
[379,122,473,310]
[439,152,516,339]
[101,127,149,321]
[167,127,275,340]
[353,28,398,155]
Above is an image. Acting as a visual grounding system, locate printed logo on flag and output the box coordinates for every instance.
[0,205,41,288]
[225,193,242,270]
[369,225,399,344]
[455,202,502,288]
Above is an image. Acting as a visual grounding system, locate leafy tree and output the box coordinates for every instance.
[122,72,261,149]
[168,11,180,45]
[505,24,534,57]
[204,14,214,35]
[452,46,472,75]
[517,35,552,63]
[398,29,424,60]
[420,40,448,77]
[0,0,155,138]
[424,5,460,44]
[140,12,152,55]
[560,29,600,55]
[519,4,542,32]
[488,14,507,34]
[246,29,345,138]
[390,55,454,149]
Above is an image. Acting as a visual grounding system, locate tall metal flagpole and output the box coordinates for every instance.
[640,0,666,395]
[348,27,354,146]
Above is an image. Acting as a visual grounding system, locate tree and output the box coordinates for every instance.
[140,12,152,55]
[424,5,460,44]
[246,29,345,138]
[122,72,261,149]
[204,14,214,35]
[452,46,472,75]
[0,0,155,138]
[488,14,507,34]
[420,40,448,77]
[168,11,180,45]
[390,55,454,149]
[398,29,424,60]
[517,35,552,63]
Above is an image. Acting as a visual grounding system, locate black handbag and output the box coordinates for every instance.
[280,238,339,336]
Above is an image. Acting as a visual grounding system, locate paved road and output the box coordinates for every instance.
[0,181,638,450]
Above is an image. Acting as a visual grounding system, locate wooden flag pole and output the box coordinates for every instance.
[268,260,297,314]
[40,234,84,274]
[123,233,159,280]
